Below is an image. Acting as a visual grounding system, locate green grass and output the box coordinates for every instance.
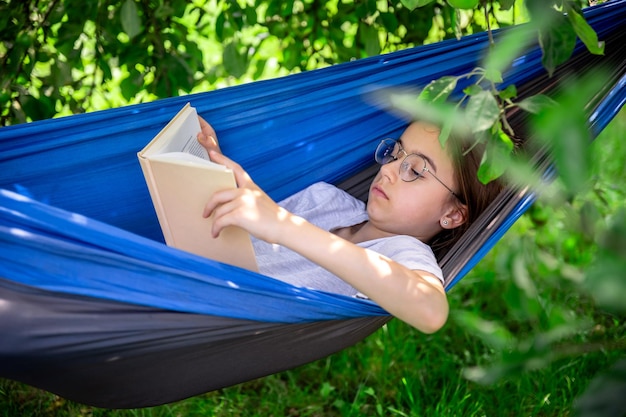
[2,111,624,416]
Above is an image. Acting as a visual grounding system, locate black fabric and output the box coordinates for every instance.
[0,279,389,408]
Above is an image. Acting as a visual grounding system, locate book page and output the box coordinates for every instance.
[141,104,209,160]
[180,136,210,160]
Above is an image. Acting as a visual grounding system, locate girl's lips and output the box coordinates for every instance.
[371,184,388,200]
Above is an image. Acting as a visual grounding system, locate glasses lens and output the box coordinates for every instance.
[399,154,426,182]
[375,139,397,164]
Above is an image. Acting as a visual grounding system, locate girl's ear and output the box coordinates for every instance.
[440,201,468,229]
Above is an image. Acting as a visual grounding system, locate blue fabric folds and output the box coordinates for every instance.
[0,0,624,324]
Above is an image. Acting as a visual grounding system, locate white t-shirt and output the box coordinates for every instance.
[253,182,443,296]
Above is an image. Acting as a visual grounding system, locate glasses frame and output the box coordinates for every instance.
[375,139,463,202]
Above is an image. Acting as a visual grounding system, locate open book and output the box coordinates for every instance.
[137,103,258,272]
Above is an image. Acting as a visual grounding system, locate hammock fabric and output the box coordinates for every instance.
[1,0,624,408]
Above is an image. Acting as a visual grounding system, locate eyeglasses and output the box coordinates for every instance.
[375,139,462,201]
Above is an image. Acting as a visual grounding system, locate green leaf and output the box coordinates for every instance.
[253,58,268,79]
[484,23,535,80]
[16,32,32,47]
[584,208,626,313]
[573,359,626,417]
[497,0,516,11]
[282,41,302,71]
[586,253,626,314]
[438,116,453,148]
[154,2,175,20]
[184,40,204,70]
[279,0,295,17]
[598,207,626,257]
[166,54,194,92]
[530,73,605,195]
[550,121,590,194]
[99,58,112,81]
[51,59,73,86]
[358,22,380,57]
[465,90,500,133]
[517,94,557,114]
[380,12,399,32]
[463,84,482,96]
[484,68,503,84]
[419,76,458,103]
[503,278,543,321]
[223,41,248,78]
[384,90,464,131]
[400,0,436,11]
[266,0,280,18]
[244,6,258,26]
[215,12,226,41]
[120,69,143,100]
[477,128,513,183]
[498,84,517,101]
[18,94,57,122]
[538,12,577,77]
[512,252,537,298]
[453,310,514,350]
[447,0,480,10]
[120,0,142,40]
[567,7,604,55]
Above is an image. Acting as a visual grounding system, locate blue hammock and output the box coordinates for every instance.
[0,0,624,408]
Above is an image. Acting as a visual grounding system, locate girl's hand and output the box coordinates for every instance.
[203,151,292,244]
[197,116,221,154]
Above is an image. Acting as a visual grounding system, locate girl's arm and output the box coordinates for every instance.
[203,151,449,333]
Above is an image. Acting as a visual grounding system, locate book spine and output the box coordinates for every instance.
[137,154,174,244]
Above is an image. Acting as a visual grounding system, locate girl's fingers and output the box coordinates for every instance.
[209,151,254,187]
[203,188,239,218]
[208,150,235,168]
[210,201,245,238]
[198,116,217,137]
[207,200,235,238]
[197,134,220,155]
[203,186,283,242]
[197,116,221,153]
[205,189,255,238]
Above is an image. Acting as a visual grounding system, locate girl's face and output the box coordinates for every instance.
[367,122,466,242]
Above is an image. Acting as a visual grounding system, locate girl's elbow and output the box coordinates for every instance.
[420,311,448,334]
[414,299,449,334]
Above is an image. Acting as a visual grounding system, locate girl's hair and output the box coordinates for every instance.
[428,130,512,261]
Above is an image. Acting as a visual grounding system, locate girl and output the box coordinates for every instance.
[197,117,502,333]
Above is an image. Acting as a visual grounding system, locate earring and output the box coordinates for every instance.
[442,220,449,226]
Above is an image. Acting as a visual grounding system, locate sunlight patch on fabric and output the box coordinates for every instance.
[9,228,32,238]
[70,212,88,225]
[1,188,31,202]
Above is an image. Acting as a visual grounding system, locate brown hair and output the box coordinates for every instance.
[428,131,509,261]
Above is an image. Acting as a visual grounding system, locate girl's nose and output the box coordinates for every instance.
[379,159,399,183]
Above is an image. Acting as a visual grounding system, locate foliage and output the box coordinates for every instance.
[457,109,626,417]
[1,0,503,126]
[394,0,605,184]
[0,0,204,124]
[390,2,626,417]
